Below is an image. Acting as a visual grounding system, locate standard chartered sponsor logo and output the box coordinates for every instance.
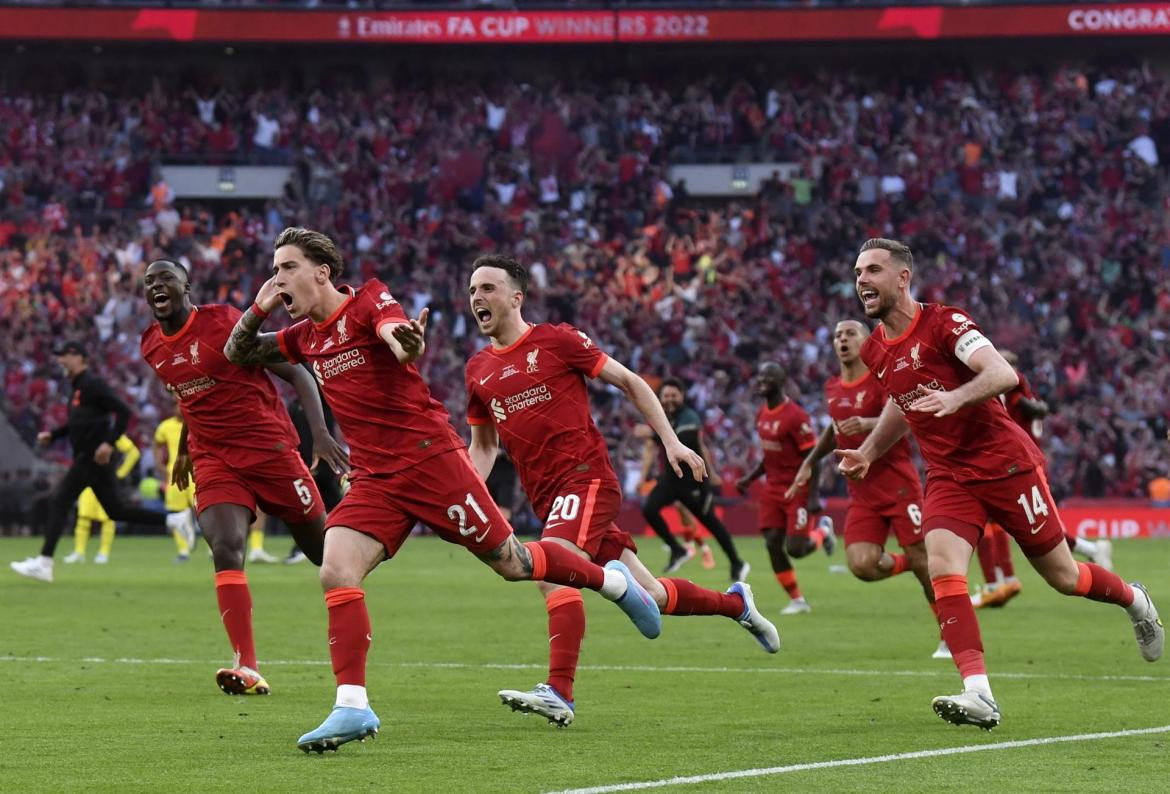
[502,384,553,414]
[176,376,215,398]
[490,398,506,422]
[317,348,367,380]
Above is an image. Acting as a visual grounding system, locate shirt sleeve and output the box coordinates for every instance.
[115,434,140,479]
[465,367,491,426]
[89,376,132,443]
[276,320,309,364]
[153,422,167,445]
[937,307,993,368]
[366,281,410,336]
[791,406,817,452]
[553,323,608,378]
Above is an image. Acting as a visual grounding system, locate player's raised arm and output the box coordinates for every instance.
[908,346,1018,418]
[836,397,910,480]
[265,362,350,476]
[378,307,429,364]
[467,423,500,482]
[596,357,705,481]
[223,277,288,366]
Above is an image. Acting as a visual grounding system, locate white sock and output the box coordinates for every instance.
[1126,587,1149,621]
[599,568,628,601]
[963,674,993,699]
[1004,576,1019,585]
[1073,537,1098,557]
[336,684,368,709]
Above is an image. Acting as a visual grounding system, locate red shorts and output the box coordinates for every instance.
[538,479,637,563]
[758,488,810,534]
[922,467,1066,558]
[193,451,324,525]
[326,449,513,558]
[844,497,924,549]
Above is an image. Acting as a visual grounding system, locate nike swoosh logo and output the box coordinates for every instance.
[155,362,165,369]
[549,634,561,644]
[1030,520,1047,535]
[474,526,491,543]
[302,505,313,514]
[876,367,887,378]
[221,610,231,619]
[479,373,494,385]
[328,637,337,645]
[544,521,565,530]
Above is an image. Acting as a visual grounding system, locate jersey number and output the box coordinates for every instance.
[795,507,808,530]
[447,493,491,538]
[548,494,581,523]
[293,478,314,507]
[907,504,922,527]
[1015,485,1050,525]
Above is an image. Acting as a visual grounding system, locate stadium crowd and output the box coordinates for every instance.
[1,58,1168,522]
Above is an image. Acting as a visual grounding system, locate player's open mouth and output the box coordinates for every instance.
[475,308,492,323]
[279,291,294,309]
[151,292,171,310]
[859,288,879,308]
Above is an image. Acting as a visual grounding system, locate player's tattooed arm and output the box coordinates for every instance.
[223,307,287,366]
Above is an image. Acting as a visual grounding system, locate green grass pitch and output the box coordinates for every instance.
[2,535,1167,792]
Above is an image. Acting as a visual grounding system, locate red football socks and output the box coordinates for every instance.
[993,530,1015,578]
[1073,562,1134,606]
[214,570,257,670]
[659,578,744,618]
[525,541,605,590]
[776,569,802,600]
[932,574,986,678]
[325,586,370,687]
[545,589,585,701]
[976,534,998,583]
[889,554,909,576]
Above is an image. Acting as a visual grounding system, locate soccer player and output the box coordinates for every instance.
[465,255,779,726]
[141,258,346,696]
[836,238,1163,729]
[11,341,182,583]
[736,363,836,615]
[641,379,750,580]
[785,320,945,656]
[153,401,198,562]
[63,433,140,564]
[971,350,1112,608]
[224,227,663,752]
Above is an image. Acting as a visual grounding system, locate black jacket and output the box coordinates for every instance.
[49,369,132,458]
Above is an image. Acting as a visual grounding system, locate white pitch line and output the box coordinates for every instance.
[544,724,1170,794]
[1,655,1168,683]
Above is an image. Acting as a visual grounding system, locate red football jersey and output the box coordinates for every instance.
[277,279,463,477]
[824,372,921,505]
[756,399,817,494]
[465,323,615,518]
[860,303,1044,483]
[1003,372,1043,442]
[140,305,300,463]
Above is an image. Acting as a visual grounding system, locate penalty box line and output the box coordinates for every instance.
[0,655,1168,684]
[543,723,1170,794]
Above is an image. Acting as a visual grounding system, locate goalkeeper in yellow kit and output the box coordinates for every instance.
[63,434,140,564]
[154,407,199,561]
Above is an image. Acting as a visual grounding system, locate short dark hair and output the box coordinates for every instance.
[659,377,686,394]
[274,227,345,280]
[472,254,529,295]
[146,259,189,282]
[860,238,914,271]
